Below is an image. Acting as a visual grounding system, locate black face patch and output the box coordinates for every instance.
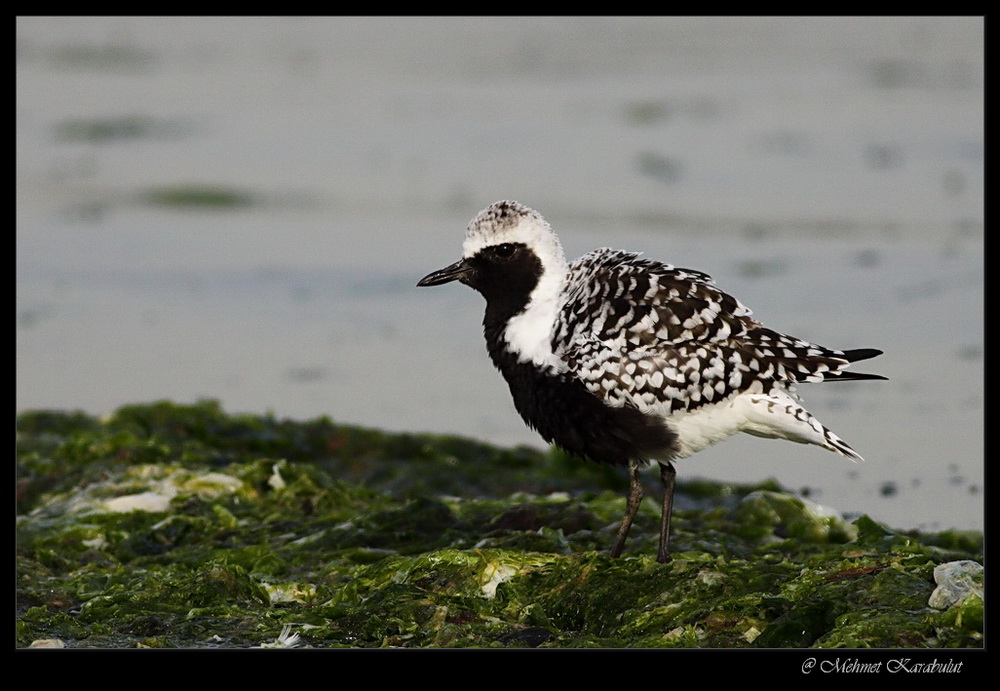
[462,243,543,324]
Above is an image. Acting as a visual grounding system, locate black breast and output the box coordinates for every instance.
[484,328,678,467]
[469,243,678,467]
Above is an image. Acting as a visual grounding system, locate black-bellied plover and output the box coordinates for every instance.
[417,200,885,562]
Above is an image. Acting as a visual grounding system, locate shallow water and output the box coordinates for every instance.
[16,17,983,531]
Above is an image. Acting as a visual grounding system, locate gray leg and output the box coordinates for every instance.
[611,459,643,558]
[657,461,676,563]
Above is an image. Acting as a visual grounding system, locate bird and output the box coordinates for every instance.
[417,200,885,563]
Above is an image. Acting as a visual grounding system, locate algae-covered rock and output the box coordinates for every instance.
[15,400,984,648]
[929,560,984,610]
[735,490,857,543]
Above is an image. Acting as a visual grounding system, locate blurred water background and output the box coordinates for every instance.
[16,17,983,531]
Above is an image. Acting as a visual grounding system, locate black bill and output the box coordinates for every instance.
[417,259,470,287]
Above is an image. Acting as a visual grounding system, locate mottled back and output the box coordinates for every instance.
[552,248,861,414]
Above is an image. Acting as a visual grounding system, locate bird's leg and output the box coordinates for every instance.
[611,459,643,558]
[657,461,676,563]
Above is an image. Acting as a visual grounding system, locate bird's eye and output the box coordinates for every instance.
[494,243,515,258]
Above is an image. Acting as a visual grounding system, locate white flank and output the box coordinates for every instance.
[667,388,860,461]
[668,397,750,459]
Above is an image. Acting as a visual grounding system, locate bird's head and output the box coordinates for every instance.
[417,201,567,304]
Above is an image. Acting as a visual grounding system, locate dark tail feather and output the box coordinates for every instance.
[826,348,886,382]
[829,371,888,382]
[842,348,883,363]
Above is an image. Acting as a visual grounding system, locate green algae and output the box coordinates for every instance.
[140,185,256,209]
[16,400,983,649]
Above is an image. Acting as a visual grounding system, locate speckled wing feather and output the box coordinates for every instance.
[552,248,867,415]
